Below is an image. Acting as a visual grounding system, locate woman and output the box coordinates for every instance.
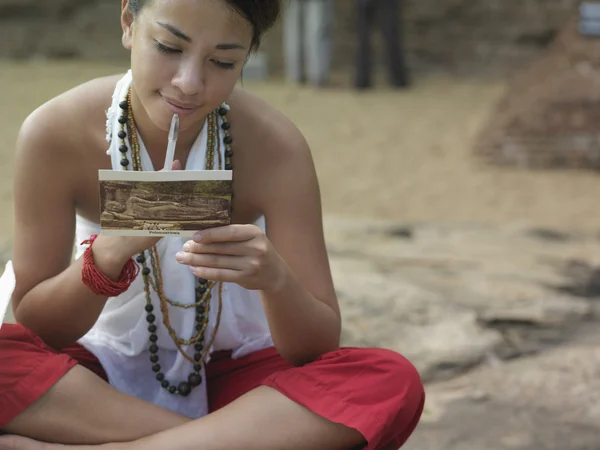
[0,1,425,449]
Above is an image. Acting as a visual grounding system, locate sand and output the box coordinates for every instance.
[1,60,600,242]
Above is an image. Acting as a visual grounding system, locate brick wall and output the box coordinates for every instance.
[259,0,582,76]
[0,0,583,76]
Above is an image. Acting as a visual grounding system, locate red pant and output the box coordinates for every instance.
[0,324,424,449]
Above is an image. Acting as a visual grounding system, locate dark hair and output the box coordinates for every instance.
[128,0,281,52]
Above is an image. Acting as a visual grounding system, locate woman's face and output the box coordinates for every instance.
[122,0,252,133]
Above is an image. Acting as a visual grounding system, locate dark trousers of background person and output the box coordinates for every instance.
[284,0,334,87]
[355,0,409,89]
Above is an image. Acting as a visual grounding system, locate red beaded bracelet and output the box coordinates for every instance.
[80,234,140,297]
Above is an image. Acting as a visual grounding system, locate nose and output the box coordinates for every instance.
[171,59,204,97]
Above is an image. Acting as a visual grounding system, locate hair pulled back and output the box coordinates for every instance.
[128,0,281,52]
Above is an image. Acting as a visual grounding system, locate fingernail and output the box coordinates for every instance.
[176,252,185,262]
[183,242,191,252]
[193,232,203,241]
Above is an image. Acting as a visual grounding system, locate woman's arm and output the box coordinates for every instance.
[10,104,146,349]
[255,124,341,366]
[177,107,342,366]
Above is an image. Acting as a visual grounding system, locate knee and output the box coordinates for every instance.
[367,349,425,448]
[332,347,425,446]
[344,347,425,401]
[377,348,423,386]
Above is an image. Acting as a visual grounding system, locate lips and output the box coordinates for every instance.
[161,95,200,115]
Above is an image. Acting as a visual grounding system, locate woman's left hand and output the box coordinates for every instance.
[175,224,287,292]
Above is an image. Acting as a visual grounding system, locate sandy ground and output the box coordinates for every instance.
[2,60,600,245]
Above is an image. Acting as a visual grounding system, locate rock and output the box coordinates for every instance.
[324,217,598,382]
[406,397,600,450]
[473,15,600,171]
[322,216,600,448]
[332,255,504,381]
[406,328,600,450]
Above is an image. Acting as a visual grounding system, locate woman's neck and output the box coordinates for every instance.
[129,86,204,170]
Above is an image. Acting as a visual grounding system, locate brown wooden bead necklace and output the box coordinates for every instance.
[115,88,233,397]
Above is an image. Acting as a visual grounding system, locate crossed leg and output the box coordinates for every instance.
[0,325,423,450]
[0,365,364,450]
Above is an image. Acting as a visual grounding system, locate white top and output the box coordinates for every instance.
[0,71,273,419]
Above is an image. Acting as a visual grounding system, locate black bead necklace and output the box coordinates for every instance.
[114,89,233,396]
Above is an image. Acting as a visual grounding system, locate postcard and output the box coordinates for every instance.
[98,169,233,237]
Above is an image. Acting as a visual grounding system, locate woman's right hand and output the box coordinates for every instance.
[89,160,183,279]
[90,234,159,279]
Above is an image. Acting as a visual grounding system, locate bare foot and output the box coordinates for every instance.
[0,435,63,450]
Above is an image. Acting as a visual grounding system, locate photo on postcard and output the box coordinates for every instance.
[98,170,232,237]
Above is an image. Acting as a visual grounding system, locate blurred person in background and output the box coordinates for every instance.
[283,0,334,87]
[355,0,410,89]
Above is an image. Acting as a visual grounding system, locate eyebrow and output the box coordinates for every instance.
[157,21,191,42]
[216,42,246,50]
[156,21,246,50]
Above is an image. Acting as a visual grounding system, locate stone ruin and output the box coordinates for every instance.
[473,13,600,171]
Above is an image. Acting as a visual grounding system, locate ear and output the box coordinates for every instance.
[121,0,135,50]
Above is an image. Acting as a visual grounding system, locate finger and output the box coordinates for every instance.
[183,240,245,256]
[176,252,245,270]
[158,159,182,172]
[190,266,241,284]
[193,224,258,244]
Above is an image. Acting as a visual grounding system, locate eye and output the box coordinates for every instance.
[153,40,181,54]
[212,60,236,71]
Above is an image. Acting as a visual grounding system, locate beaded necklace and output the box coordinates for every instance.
[114,88,233,397]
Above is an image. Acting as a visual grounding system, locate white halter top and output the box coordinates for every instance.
[0,71,274,419]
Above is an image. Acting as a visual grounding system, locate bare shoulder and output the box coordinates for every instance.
[228,87,310,164]
[226,87,318,221]
[16,74,123,165]
[226,86,323,226]
[13,73,124,224]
